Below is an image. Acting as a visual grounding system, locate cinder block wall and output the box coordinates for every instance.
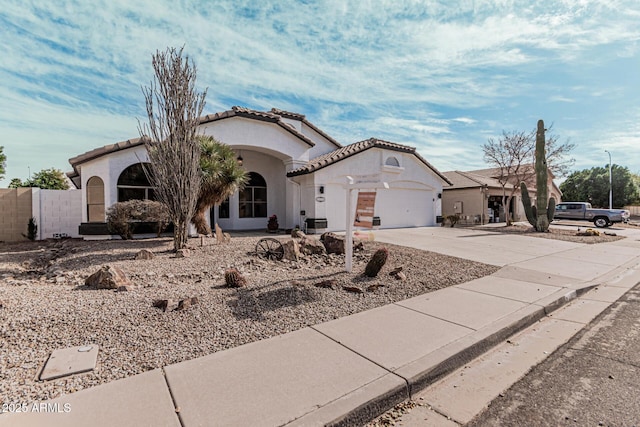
[38,189,82,239]
[0,188,33,242]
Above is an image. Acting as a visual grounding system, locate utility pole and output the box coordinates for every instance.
[605,150,612,209]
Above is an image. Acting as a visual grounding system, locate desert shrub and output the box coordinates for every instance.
[143,201,171,236]
[23,217,38,241]
[107,200,170,239]
[446,214,460,227]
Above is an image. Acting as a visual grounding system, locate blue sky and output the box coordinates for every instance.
[1,0,639,187]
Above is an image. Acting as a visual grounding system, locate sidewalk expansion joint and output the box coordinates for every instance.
[391,303,477,332]
[161,367,185,427]
[309,326,409,387]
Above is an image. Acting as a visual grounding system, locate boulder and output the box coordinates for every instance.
[291,228,306,239]
[282,239,301,261]
[134,249,155,260]
[85,266,132,290]
[299,237,326,256]
[321,232,345,254]
[175,249,191,258]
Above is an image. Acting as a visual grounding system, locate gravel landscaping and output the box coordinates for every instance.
[0,233,498,406]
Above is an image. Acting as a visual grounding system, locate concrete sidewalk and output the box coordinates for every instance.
[2,227,640,426]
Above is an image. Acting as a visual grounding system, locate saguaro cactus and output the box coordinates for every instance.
[520,120,556,232]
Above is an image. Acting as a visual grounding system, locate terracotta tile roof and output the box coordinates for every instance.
[269,108,305,120]
[200,106,317,147]
[68,137,147,174]
[68,106,335,172]
[270,108,341,148]
[442,170,503,189]
[286,137,452,184]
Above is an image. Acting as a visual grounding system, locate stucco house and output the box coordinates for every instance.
[68,107,451,238]
[442,167,562,225]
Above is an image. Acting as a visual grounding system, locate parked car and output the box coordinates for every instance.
[553,202,630,228]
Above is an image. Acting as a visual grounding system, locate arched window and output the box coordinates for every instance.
[117,163,155,202]
[86,176,105,222]
[385,156,400,167]
[239,172,267,218]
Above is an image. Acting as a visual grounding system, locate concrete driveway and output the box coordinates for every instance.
[372,226,582,267]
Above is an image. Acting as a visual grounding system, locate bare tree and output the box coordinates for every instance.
[139,47,206,251]
[483,126,574,226]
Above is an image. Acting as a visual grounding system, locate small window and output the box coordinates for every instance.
[385,156,400,167]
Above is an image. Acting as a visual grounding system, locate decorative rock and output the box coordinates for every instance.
[175,249,191,258]
[291,228,306,239]
[117,285,133,292]
[85,266,132,290]
[314,279,337,289]
[393,271,407,281]
[299,237,327,255]
[282,239,301,261]
[389,266,406,281]
[321,232,345,255]
[215,223,232,244]
[389,266,403,276]
[175,296,199,311]
[343,285,364,294]
[153,299,177,312]
[367,284,385,292]
[134,249,155,260]
[576,228,600,237]
[364,247,389,277]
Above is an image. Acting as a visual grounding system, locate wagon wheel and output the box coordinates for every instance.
[255,238,284,261]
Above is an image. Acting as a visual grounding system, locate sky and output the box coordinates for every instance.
[1,0,639,187]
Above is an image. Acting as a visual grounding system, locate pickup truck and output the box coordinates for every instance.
[553,202,630,228]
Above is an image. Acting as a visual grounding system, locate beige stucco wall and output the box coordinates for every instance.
[0,188,33,242]
[442,187,486,222]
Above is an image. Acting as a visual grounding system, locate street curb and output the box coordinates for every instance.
[329,284,596,425]
[341,255,640,426]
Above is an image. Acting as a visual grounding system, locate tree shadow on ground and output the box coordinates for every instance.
[225,272,346,321]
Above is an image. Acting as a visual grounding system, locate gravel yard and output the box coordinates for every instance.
[0,234,498,406]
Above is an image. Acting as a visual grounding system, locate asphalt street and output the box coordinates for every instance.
[467,282,640,427]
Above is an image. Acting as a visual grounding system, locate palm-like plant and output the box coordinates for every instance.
[192,136,248,235]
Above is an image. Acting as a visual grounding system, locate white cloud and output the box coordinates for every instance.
[1,0,640,186]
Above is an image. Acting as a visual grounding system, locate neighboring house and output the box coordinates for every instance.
[68,107,451,238]
[442,166,561,224]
